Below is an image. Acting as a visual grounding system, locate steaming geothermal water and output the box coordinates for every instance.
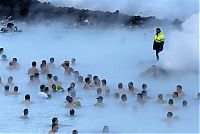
[0,23,199,133]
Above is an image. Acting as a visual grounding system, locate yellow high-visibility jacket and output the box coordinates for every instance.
[154,32,165,43]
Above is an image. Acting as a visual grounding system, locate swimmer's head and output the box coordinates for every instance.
[52,117,58,125]
[0,48,4,53]
[47,74,52,79]
[176,85,183,93]
[102,125,109,133]
[32,61,36,67]
[40,85,45,91]
[8,76,13,83]
[14,86,18,92]
[8,61,13,66]
[44,87,49,93]
[93,76,99,81]
[121,94,127,102]
[96,96,103,103]
[158,94,163,100]
[66,95,73,103]
[77,76,83,83]
[102,79,107,86]
[71,58,76,64]
[172,92,178,98]
[114,92,120,99]
[50,57,54,63]
[69,109,75,116]
[23,109,28,116]
[182,100,187,107]
[85,77,91,84]
[34,73,40,78]
[97,88,102,95]
[142,83,147,90]
[118,83,123,89]
[168,99,173,105]
[52,84,56,91]
[167,112,173,119]
[4,85,9,91]
[2,54,7,59]
[87,74,92,79]
[41,60,46,65]
[12,57,17,63]
[74,71,79,78]
[128,82,133,89]
[25,94,30,101]
[72,130,78,134]
[105,89,110,96]
[53,76,58,81]
[70,82,75,88]
[30,75,34,81]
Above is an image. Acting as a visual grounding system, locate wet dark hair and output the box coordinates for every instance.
[2,54,7,59]
[177,85,182,89]
[158,94,163,99]
[70,82,75,88]
[183,100,187,106]
[40,85,45,91]
[53,76,58,81]
[72,130,78,134]
[102,79,107,85]
[25,94,30,100]
[128,82,133,87]
[14,86,18,92]
[52,117,58,124]
[121,94,127,101]
[118,83,123,89]
[50,57,54,63]
[4,85,9,91]
[32,61,36,67]
[34,73,40,78]
[173,92,178,97]
[168,99,173,105]
[42,60,46,65]
[97,88,102,95]
[30,75,34,81]
[156,28,161,32]
[85,77,90,84]
[66,95,73,103]
[93,76,98,81]
[44,87,49,93]
[23,109,28,115]
[70,109,75,116]
[13,57,17,62]
[0,48,4,53]
[142,83,147,90]
[47,74,52,79]
[114,92,120,99]
[167,112,173,118]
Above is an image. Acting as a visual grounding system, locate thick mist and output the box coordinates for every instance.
[0,21,199,133]
[40,0,199,20]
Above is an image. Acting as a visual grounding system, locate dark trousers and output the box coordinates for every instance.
[153,41,164,61]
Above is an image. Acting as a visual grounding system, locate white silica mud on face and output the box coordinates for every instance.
[0,22,199,133]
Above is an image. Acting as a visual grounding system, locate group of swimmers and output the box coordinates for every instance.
[0,47,200,133]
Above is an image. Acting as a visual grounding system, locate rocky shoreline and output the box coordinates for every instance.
[0,0,182,28]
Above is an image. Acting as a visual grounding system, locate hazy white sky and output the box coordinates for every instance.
[39,0,199,20]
